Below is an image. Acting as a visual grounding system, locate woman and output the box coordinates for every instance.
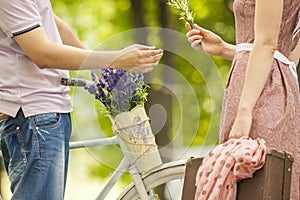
[186,0,299,198]
[0,0,163,199]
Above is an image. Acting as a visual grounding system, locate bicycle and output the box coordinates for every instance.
[63,78,188,200]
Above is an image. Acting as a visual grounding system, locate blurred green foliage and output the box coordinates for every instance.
[51,0,235,186]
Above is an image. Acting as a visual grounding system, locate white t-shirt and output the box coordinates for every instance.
[0,0,72,117]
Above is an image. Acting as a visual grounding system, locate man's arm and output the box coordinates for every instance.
[13,27,163,72]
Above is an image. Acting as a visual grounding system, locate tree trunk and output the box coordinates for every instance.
[158,0,177,84]
[130,0,174,158]
[130,0,148,44]
[130,2,175,199]
[224,0,234,11]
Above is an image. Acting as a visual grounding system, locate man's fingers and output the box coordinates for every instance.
[138,53,162,67]
[152,52,163,63]
[150,52,163,63]
[149,49,163,56]
[140,49,163,60]
[112,47,163,72]
[151,49,163,57]
[134,44,156,50]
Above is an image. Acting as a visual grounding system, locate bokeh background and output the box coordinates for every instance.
[1,0,238,199]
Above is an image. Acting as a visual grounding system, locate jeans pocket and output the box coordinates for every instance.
[30,113,62,140]
[32,113,60,128]
[29,113,68,160]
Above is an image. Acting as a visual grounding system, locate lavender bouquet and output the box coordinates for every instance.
[85,69,148,117]
[85,68,162,172]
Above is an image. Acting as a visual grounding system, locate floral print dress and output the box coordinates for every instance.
[219,0,300,199]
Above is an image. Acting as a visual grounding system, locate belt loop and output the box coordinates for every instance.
[0,113,9,120]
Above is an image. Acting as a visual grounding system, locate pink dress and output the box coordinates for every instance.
[219,0,300,199]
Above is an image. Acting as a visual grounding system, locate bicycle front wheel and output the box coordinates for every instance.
[118,159,186,200]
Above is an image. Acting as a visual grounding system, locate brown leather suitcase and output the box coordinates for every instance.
[181,148,293,200]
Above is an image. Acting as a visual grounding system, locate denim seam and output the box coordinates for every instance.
[16,126,28,166]
[28,119,41,159]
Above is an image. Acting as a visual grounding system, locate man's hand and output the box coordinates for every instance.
[109,44,164,73]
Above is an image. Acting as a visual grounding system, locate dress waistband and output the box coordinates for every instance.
[236,43,299,91]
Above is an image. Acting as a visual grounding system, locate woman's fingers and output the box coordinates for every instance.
[185,22,192,30]
[185,22,202,31]
[194,24,209,35]
[194,24,203,31]
[187,34,203,44]
[186,29,200,37]
[187,33,203,52]
[191,40,203,50]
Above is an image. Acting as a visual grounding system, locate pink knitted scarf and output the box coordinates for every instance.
[194,137,266,200]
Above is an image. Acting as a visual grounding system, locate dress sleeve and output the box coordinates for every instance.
[0,0,42,37]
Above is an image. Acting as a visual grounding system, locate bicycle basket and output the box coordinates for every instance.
[112,105,162,172]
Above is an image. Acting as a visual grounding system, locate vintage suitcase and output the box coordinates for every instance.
[182,148,293,200]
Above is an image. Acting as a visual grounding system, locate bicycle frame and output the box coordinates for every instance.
[0,78,185,200]
[69,134,153,200]
[64,78,169,200]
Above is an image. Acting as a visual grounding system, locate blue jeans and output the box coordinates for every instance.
[0,109,72,200]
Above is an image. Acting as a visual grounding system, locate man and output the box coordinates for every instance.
[0,0,163,199]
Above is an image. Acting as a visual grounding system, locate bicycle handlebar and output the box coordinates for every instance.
[61,78,94,87]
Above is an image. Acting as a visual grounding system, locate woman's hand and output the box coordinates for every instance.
[110,44,163,73]
[228,108,253,139]
[185,23,224,56]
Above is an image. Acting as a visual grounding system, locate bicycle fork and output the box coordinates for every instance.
[119,136,158,200]
[129,165,159,200]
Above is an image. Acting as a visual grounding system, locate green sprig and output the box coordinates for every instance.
[167,0,195,29]
[129,85,149,111]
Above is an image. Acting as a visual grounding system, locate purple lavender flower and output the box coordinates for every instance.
[84,66,148,117]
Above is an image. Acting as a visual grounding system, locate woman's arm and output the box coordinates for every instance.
[229,0,284,138]
[186,23,236,60]
[13,27,163,73]
[289,38,300,66]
